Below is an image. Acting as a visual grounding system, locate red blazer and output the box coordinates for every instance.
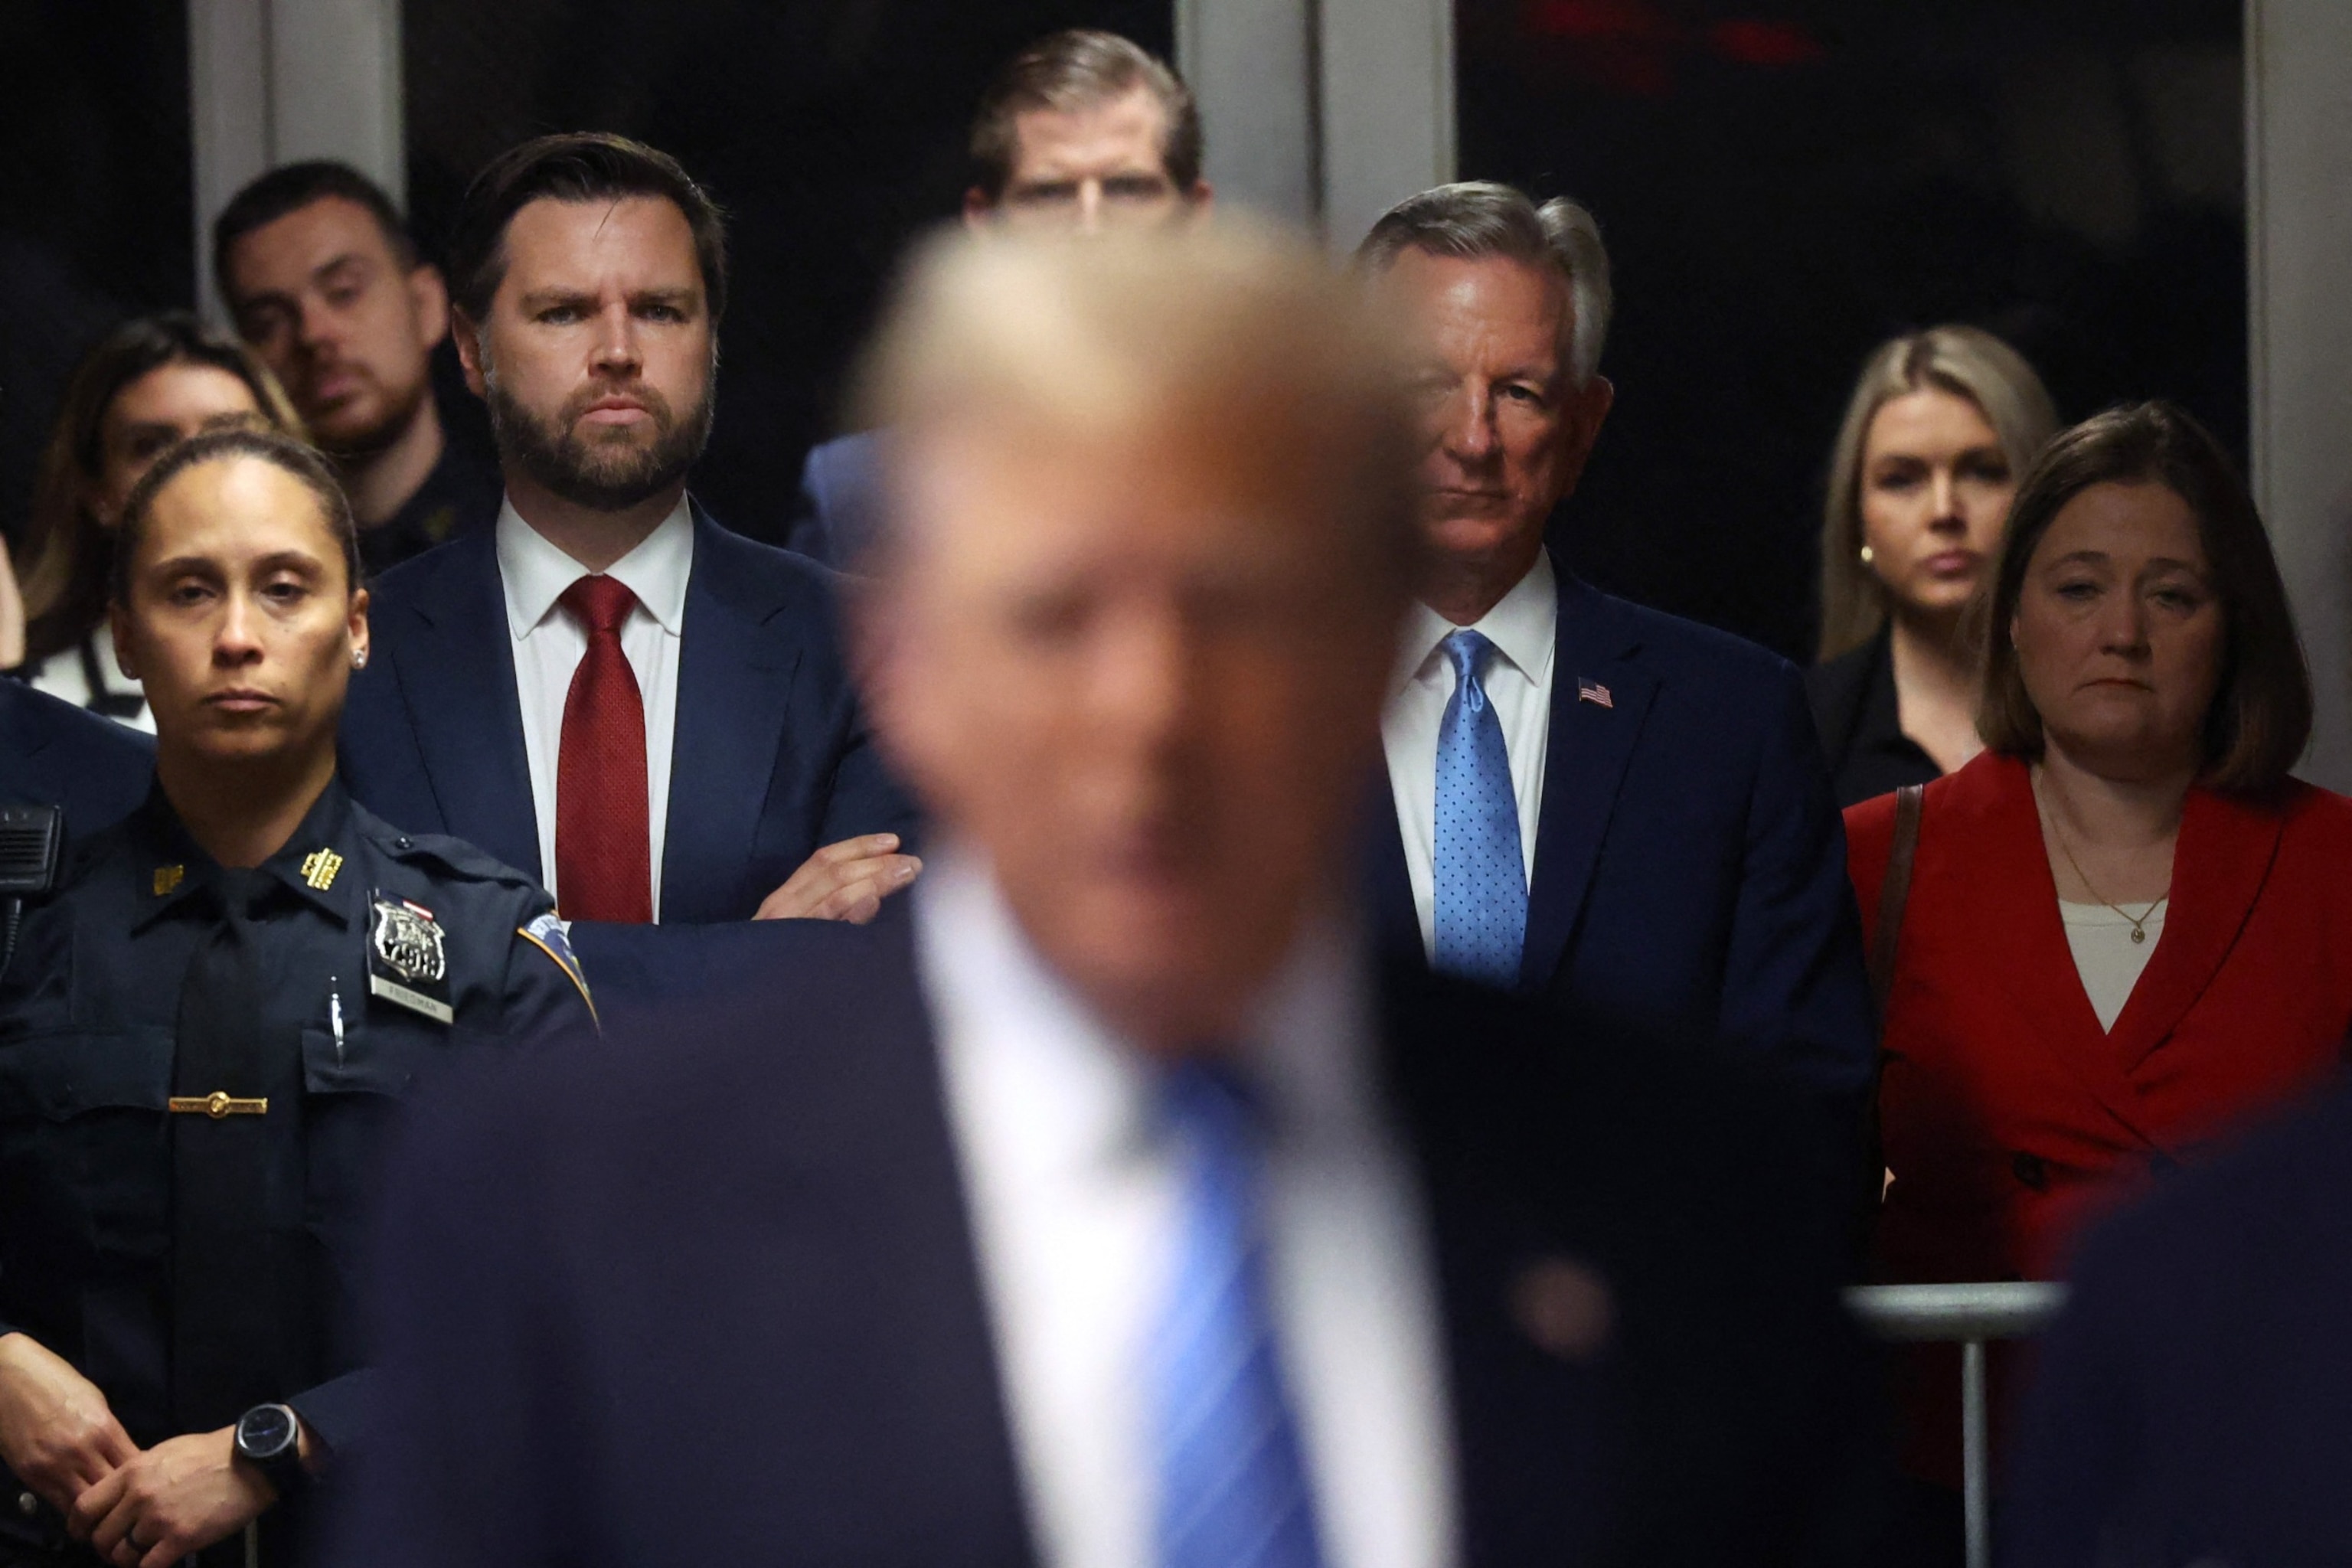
[1847,750,2352,1289]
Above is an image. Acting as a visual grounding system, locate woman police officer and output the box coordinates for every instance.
[0,426,593,1568]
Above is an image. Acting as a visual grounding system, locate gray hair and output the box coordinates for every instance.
[1353,181,1613,387]
[1816,325,2059,661]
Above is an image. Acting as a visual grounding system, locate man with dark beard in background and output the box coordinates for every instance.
[338,134,919,942]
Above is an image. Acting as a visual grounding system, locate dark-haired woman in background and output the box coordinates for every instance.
[1846,400,2352,1516]
[1810,326,2057,808]
[9,312,303,728]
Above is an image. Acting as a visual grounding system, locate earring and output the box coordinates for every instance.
[1858,544,1875,565]
[352,650,368,670]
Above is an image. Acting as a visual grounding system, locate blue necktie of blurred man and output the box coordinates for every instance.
[1148,1063,1328,1568]
[1431,629,1527,985]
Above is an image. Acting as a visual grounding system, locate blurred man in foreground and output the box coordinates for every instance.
[2004,1080,2352,1564]
[786,28,1211,564]
[340,226,1878,1568]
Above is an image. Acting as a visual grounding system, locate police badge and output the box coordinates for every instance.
[368,892,455,1024]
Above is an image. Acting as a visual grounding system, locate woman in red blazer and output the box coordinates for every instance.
[1847,402,2352,1505]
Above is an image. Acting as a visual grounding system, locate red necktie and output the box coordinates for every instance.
[554,575,653,923]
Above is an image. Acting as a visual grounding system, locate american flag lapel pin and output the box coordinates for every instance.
[1576,678,1614,709]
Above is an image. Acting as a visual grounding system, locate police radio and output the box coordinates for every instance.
[0,803,64,975]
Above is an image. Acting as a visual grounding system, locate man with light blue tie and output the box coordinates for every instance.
[338,226,1881,1568]
[1361,184,1876,1133]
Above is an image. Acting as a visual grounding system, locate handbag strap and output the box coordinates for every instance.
[1868,782,1926,1019]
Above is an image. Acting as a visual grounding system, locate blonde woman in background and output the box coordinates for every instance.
[1807,325,2057,808]
[9,312,303,729]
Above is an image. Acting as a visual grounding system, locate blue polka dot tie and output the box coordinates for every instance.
[1432,629,1527,986]
[1148,1063,1328,1568]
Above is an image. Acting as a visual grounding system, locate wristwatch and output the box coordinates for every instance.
[232,1403,311,1501]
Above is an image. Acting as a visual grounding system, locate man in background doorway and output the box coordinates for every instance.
[786,28,1211,565]
[215,162,502,575]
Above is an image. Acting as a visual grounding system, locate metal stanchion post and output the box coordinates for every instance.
[1961,1338,1988,1568]
[1844,1282,2069,1568]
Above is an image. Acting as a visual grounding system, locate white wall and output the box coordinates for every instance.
[2246,0,2352,789]
[1178,0,1453,247]
[188,0,405,320]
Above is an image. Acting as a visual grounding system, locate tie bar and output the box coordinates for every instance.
[168,1093,268,1119]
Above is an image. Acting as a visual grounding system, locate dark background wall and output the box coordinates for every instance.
[0,0,191,549]
[402,0,1176,544]
[0,0,2248,668]
[1457,0,2246,659]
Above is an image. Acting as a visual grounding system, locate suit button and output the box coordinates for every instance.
[2011,1152,2048,1190]
[394,836,413,851]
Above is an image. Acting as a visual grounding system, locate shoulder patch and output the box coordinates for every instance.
[518,911,596,1025]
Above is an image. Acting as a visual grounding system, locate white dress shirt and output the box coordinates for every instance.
[1380,552,1558,961]
[495,496,693,920]
[919,849,1459,1568]
[26,633,153,733]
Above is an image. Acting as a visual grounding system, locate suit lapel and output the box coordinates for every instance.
[661,506,803,922]
[1952,756,2166,1147]
[1519,569,1660,992]
[1361,773,1423,969]
[1380,971,1607,1562]
[400,532,539,878]
[2105,786,2285,1080]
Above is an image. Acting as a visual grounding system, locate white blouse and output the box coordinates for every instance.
[2059,897,2169,1031]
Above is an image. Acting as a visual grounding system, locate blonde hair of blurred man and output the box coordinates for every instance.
[848,222,1413,1046]
[1817,325,2059,662]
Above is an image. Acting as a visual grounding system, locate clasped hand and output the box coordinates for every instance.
[754,833,923,923]
[0,1333,275,1568]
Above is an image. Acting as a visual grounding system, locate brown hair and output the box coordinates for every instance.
[446,132,729,325]
[1978,400,2311,795]
[1817,326,2057,662]
[214,159,419,312]
[112,426,361,606]
[16,312,304,665]
[969,31,1201,203]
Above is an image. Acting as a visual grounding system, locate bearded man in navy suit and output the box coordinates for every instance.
[339,132,918,937]
[338,227,1884,1568]
[1355,184,1875,1131]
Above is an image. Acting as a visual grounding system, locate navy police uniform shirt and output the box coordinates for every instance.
[0,776,592,1558]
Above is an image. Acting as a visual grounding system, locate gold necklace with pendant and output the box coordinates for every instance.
[2047,806,2167,944]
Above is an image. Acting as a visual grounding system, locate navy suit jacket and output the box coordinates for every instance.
[338,501,917,926]
[782,430,884,566]
[338,911,1886,1568]
[0,680,152,838]
[2004,1078,2352,1566]
[1367,560,1875,1109]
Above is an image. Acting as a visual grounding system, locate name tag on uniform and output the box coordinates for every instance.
[368,892,454,1024]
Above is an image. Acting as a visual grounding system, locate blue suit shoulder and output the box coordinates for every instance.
[785,432,886,565]
[1573,577,1804,704]
[692,505,852,609]
[0,681,154,838]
